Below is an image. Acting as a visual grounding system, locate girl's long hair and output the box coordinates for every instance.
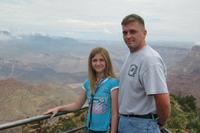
[88,47,115,94]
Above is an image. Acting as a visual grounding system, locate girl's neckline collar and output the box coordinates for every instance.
[96,76,110,86]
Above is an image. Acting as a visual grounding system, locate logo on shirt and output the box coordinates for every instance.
[128,64,137,77]
[92,98,107,114]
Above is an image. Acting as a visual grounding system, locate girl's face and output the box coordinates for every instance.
[91,53,106,74]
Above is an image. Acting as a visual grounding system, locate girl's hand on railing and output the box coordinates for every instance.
[43,107,60,118]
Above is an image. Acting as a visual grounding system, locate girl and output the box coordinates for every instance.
[44,47,119,133]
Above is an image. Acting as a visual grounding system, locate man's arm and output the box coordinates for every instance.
[154,93,171,127]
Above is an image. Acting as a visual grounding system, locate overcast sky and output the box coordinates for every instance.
[0,0,200,42]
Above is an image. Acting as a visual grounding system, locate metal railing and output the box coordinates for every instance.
[0,106,88,132]
[0,106,171,133]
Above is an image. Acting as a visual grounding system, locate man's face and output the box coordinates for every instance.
[122,21,146,52]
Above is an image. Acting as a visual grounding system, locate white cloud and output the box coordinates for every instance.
[195,41,200,46]
[56,19,118,28]
[103,28,112,34]
[0,0,200,41]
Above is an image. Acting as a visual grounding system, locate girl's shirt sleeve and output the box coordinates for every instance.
[110,78,119,92]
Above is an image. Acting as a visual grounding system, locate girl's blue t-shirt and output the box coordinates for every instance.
[82,77,119,131]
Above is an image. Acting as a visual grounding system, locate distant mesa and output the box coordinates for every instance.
[168,44,200,107]
[190,45,200,57]
[0,78,80,124]
[0,30,12,41]
[0,30,11,35]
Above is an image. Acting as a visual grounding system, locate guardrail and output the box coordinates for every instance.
[0,106,171,133]
[0,106,88,132]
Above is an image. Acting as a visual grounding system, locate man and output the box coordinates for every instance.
[118,14,171,133]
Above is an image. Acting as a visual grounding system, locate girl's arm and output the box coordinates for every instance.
[110,89,119,133]
[43,90,87,117]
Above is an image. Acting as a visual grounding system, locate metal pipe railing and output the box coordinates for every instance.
[0,106,171,133]
[0,106,88,131]
[64,125,86,133]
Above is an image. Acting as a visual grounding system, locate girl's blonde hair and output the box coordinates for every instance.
[88,47,115,94]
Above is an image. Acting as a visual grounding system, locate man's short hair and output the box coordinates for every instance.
[121,14,145,27]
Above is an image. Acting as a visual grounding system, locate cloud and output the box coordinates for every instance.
[0,0,200,41]
[103,28,112,34]
[195,41,200,46]
[55,19,118,28]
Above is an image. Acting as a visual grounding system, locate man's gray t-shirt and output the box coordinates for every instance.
[119,45,168,115]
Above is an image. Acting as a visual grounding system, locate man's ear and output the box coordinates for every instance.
[144,30,147,36]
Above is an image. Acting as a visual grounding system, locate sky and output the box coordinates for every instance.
[0,0,200,42]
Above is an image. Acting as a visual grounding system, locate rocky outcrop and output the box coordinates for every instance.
[0,79,80,124]
[168,45,200,107]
